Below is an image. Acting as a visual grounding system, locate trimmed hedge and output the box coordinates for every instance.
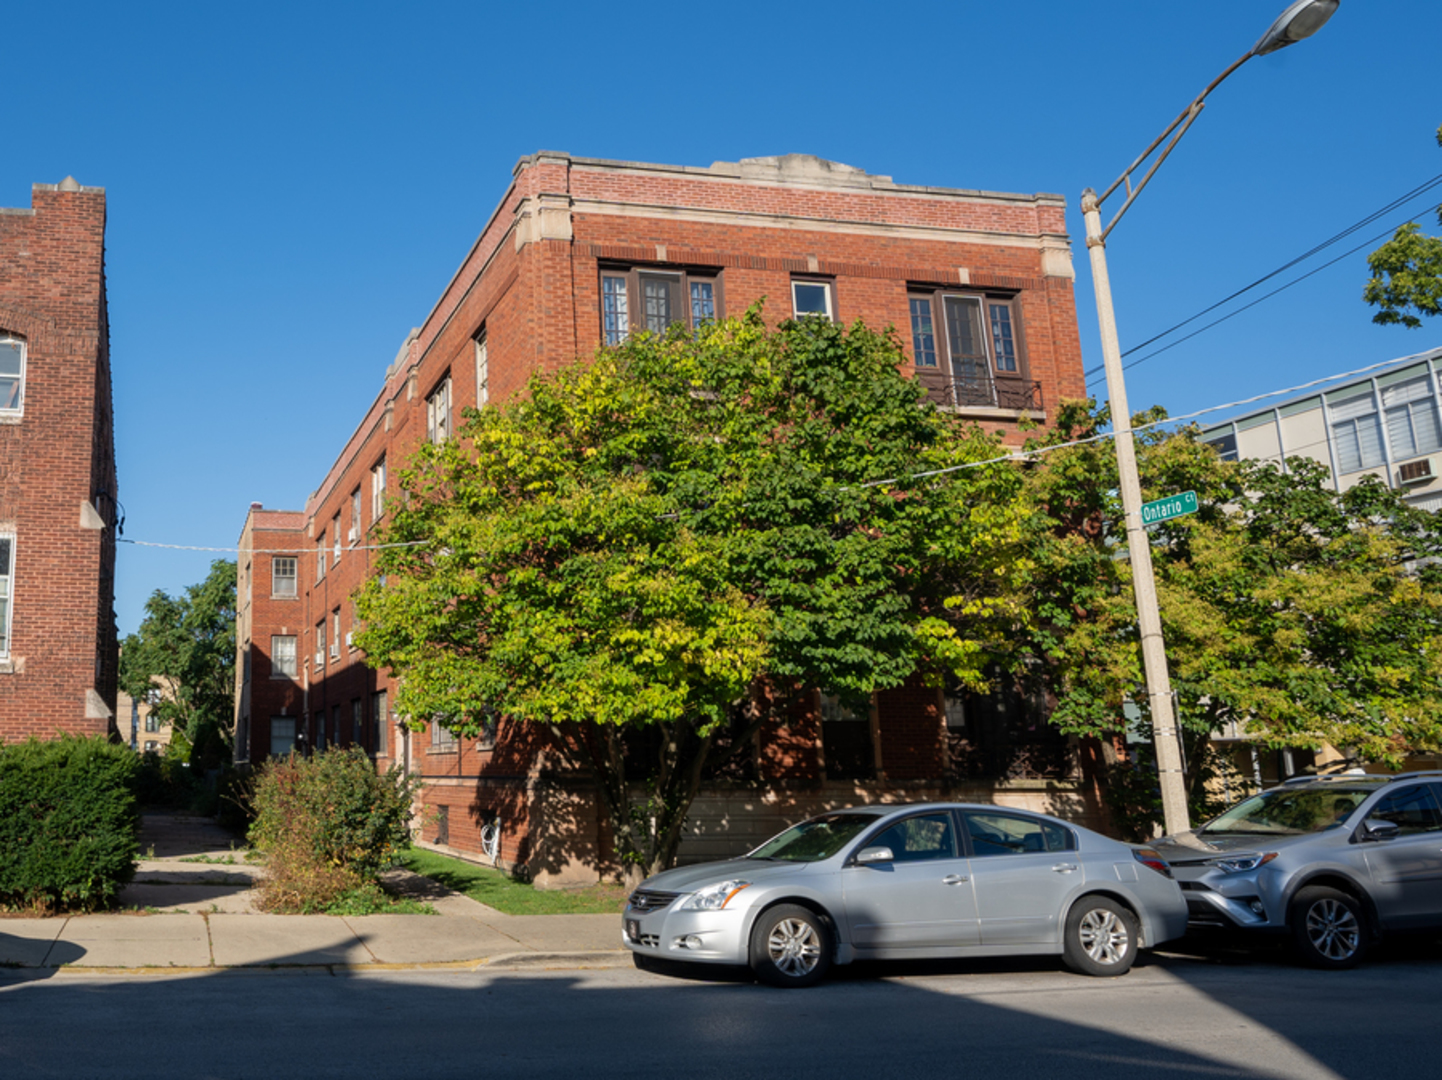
[0,736,139,911]
[248,748,413,912]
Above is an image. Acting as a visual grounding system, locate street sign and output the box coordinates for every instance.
[1140,490,1198,525]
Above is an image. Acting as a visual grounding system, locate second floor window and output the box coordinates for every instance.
[349,488,361,544]
[427,376,452,444]
[601,267,722,346]
[475,331,489,407]
[316,536,326,582]
[372,457,387,520]
[0,334,25,415]
[332,514,341,563]
[909,290,1027,409]
[272,635,297,677]
[272,556,297,597]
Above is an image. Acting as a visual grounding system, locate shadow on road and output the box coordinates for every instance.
[3,930,1440,1079]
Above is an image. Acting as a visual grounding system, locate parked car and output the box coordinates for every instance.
[623,802,1188,987]
[1153,771,1442,968]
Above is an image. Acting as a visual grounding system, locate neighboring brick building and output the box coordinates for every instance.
[0,177,119,742]
[234,152,1095,883]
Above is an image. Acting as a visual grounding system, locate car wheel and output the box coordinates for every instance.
[749,904,832,988]
[1290,886,1367,969]
[1062,896,1139,976]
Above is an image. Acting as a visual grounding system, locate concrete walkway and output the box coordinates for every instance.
[0,811,626,973]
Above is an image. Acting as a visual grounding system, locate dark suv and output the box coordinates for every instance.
[1153,772,1442,968]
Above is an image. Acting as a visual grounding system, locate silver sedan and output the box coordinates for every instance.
[623,803,1187,987]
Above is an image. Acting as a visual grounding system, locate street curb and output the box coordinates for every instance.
[0,951,633,977]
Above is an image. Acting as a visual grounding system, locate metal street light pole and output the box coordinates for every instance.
[1081,0,1338,836]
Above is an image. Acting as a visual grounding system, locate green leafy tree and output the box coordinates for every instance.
[356,310,1029,880]
[1364,124,1442,328]
[1017,406,1442,834]
[119,559,237,769]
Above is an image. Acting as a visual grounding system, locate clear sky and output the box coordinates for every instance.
[6,0,1439,635]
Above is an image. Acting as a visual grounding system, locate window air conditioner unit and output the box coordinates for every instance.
[347,526,358,544]
[345,631,354,648]
[314,650,324,666]
[1398,458,1434,484]
[329,644,339,659]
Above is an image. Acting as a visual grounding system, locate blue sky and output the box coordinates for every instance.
[6,0,1439,634]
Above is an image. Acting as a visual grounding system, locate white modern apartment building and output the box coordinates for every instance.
[1200,346,1442,510]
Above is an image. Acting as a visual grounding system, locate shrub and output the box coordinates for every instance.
[0,736,139,912]
[248,748,413,912]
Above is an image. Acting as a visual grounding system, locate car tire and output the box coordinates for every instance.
[1289,886,1368,970]
[1062,896,1139,976]
[748,904,832,989]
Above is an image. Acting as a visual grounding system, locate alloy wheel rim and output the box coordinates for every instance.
[1305,898,1360,961]
[767,918,821,976]
[1078,909,1130,965]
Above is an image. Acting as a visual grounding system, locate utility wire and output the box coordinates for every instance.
[1082,173,1442,381]
[1086,209,1435,389]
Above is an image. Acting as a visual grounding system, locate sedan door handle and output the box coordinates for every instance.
[1051,863,1078,873]
[942,874,969,885]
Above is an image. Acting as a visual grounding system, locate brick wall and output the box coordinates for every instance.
[240,152,1093,875]
[0,180,118,740]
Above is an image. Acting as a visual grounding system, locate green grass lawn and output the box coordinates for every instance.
[399,849,630,915]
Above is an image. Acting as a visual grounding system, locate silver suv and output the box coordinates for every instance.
[1153,772,1442,968]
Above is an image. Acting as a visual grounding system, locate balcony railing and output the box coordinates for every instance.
[938,376,1043,412]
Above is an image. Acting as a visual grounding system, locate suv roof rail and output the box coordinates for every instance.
[1384,770,1442,782]
[1281,771,1378,785]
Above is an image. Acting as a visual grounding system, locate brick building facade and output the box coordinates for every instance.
[0,177,119,742]
[234,153,1098,883]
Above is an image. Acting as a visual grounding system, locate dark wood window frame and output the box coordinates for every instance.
[908,287,1038,412]
[600,264,724,345]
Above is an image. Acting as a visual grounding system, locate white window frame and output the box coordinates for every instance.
[0,533,14,658]
[316,535,326,582]
[475,331,489,407]
[271,635,297,678]
[371,457,387,520]
[0,334,26,417]
[330,609,341,660]
[272,556,297,597]
[791,279,834,320]
[315,620,327,667]
[349,488,361,545]
[332,513,342,564]
[426,375,453,444]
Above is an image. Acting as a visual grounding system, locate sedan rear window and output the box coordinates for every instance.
[748,813,881,862]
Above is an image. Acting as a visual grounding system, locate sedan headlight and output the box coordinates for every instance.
[677,880,751,911]
[1207,852,1279,874]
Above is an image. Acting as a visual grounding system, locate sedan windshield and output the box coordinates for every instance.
[1199,787,1377,836]
[748,813,881,862]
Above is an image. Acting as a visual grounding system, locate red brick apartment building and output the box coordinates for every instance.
[234,152,1093,884]
[0,178,119,742]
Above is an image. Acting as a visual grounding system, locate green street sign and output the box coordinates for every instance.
[1140,490,1198,525]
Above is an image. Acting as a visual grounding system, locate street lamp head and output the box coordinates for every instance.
[1252,0,1339,56]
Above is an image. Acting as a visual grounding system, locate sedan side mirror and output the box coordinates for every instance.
[854,845,894,865]
[1361,818,1400,842]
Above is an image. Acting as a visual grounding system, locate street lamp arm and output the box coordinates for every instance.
[1093,51,1253,242]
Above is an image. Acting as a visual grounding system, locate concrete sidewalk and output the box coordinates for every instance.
[0,811,628,974]
[0,908,627,972]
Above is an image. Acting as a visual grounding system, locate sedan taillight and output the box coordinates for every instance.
[1134,847,1173,878]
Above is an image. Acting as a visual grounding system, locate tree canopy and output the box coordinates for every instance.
[355,310,1030,876]
[119,559,237,769]
[1364,124,1442,329]
[1016,406,1442,831]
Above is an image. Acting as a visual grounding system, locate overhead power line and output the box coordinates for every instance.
[1082,172,1442,383]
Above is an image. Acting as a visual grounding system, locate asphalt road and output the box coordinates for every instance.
[2,939,1437,1079]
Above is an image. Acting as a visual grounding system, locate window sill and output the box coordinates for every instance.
[426,746,459,756]
[0,658,16,674]
[943,406,1046,423]
[0,414,22,425]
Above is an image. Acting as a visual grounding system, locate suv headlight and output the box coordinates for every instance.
[1207,852,1278,874]
[677,880,751,911]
